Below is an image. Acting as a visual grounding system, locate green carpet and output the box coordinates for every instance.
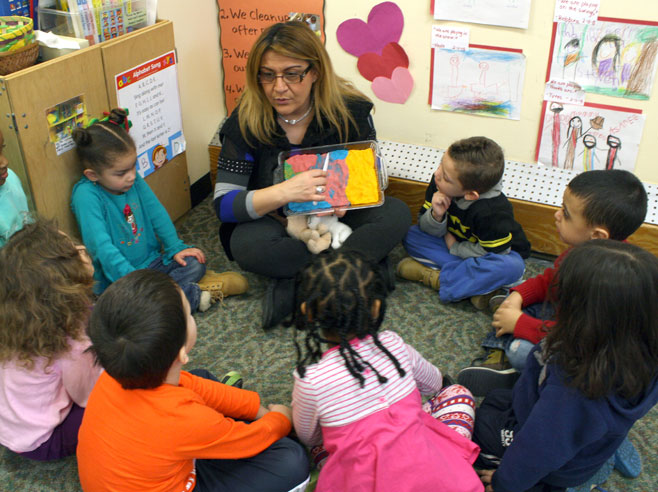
[2,197,655,491]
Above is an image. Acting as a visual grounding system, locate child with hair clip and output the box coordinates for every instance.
[71,108,248,312]
[473,240,658,492]
[0,219,102,460]
[291,250,484,492]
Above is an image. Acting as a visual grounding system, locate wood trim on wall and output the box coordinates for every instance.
[386,177,658,257]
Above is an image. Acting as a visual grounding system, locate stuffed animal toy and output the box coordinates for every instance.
[308,215,353,250]
[286,215,331,254]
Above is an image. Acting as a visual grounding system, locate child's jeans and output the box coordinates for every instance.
[481,302,555,371]
[148,255,206,311]
[188,369,310,492]
[403,225,525,302]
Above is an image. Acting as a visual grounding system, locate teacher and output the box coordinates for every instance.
[214,21,411,329]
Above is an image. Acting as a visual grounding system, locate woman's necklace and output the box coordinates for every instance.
[278,104,312,125]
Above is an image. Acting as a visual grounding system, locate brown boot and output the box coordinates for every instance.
[470,288,507,311]
[396,257,440,290]
[198,270,249,302]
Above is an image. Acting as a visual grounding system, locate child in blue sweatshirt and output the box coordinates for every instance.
[471,240,658,492]
[71,109,247,311]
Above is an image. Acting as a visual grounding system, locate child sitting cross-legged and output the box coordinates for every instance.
[471,240,658,492]
[0,220,102,460]
[77,269,310,492]
[71,108,247,312]
[291,250,483,492]
[397,136,530,306]
[459,170,648,390]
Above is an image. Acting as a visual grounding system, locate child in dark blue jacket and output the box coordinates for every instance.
[471,240,658,492]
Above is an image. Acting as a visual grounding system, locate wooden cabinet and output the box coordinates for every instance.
[0,20,190,238]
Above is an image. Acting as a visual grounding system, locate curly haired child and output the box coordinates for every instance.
[71,108,248,312]
[0,220,101,460]
[291,250,484,492]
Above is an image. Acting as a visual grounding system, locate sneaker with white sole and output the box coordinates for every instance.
[457,349,520,397]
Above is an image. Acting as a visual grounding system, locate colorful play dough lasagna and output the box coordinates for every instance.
[283,148,381,214]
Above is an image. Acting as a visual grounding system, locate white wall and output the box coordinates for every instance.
[158,1,658,186]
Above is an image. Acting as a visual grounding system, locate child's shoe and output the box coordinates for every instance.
[470,288,507,311]
[488,292,508,313]
[457,349,520,397]
[396,257,440,290]
[566,455,614,492]
[613,436,642,478]
[198,270,249,302]
[199,291,213,312]
[310,445,329,471]
[220,370,243,389]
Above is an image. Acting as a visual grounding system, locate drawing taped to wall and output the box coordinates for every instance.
[536,101,645,174]
[433,0,532,29]
[431,46,526,120]
[548,18,658,100]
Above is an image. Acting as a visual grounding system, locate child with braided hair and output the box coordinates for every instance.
[71,108,248,312]
[291,250,484,492]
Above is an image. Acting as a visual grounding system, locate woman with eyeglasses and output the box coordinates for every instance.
[214,21,411,330]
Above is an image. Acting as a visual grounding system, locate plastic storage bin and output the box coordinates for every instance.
[38,0,147,46]
[276,140,388,216]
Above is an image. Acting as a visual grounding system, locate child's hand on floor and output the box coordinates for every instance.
[174,248,206,266]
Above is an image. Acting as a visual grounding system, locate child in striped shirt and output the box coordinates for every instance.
[291,250,484,492]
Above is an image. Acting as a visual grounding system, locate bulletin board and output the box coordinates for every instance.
[317,1,658,188]
[217,0,325,114]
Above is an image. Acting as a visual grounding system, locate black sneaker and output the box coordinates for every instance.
[457,349,520,397]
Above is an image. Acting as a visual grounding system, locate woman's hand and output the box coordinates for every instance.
[283,169,327,203]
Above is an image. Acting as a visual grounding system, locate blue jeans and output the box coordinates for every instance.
[482,302,555,370]
[403,225,525,302]
[148,255,205,311]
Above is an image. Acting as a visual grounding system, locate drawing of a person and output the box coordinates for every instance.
[562,38,581,80]
[563,116,582,170]
[625,32,658,96]
[605,135,621,170]
[580,134,599,171]
[152,145,167,169]
[592,34,621,86]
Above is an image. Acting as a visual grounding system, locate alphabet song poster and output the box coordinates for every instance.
[218,0,325,114]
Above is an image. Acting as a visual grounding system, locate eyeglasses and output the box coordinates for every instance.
[257,66,312,85]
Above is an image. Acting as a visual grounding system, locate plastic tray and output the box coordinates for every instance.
[276,140,388,216]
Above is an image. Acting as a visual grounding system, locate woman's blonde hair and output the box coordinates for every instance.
[239,21,371,145]
[0,220,94,368]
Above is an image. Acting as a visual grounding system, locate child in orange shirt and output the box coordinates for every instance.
[77,269,309,492]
